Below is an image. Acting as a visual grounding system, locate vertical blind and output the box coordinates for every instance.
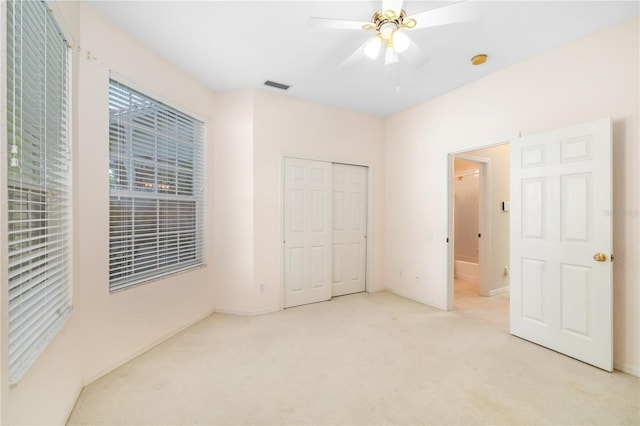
[108,80,205,292]
[6,0,72,384]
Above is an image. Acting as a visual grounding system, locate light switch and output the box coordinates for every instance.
[502,201,510,212]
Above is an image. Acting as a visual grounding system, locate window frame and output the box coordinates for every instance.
[2,0,74,385]
[108,77,206,292]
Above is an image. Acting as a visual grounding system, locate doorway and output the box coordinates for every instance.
[447,144,511,310]
[452,156,487,300]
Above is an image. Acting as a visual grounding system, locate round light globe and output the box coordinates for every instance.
[364,36,382,60]
[393,31,410,53]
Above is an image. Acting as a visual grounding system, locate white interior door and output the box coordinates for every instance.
[510,118,612,371]
[332,164,368,296]
[284,158,332,308]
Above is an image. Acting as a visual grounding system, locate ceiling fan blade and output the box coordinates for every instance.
[309,17,370,31]
[382,0,405,18]
[339,38,371,69]
[407,1,477,30]
[401,39,431,68]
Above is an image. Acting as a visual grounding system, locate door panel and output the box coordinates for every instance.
[332,244,344,283]
[560,264,590,337]
[348,243,362,281]
[522,178,544,238]
[510,118,612,371]
[332,164,368,296]
[521,258,545,323]
[562,174,590,241]
[284,158,332,308]
[289,248,304,292]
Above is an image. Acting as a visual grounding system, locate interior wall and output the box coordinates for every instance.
[250,89,386,313]
[210,90,256,313]
[3,5,223,424]
[76,2,217,383]
[385,18,639,373]
[453,160,480,263]
[212,88,386,314]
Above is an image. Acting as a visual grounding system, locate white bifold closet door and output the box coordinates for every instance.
[284,158,333,308]
[284,159,368,308]
[332,163,368,297]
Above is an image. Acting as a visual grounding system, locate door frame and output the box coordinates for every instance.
[280,155,374,309]
[446,139,512,311]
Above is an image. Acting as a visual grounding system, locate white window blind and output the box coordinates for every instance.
[108,80,205,292]
[5,0,72,384]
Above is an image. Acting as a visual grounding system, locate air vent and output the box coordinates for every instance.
[264,80,291,91]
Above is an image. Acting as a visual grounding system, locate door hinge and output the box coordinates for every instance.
[446,237,449,243]
[478,233,482,238]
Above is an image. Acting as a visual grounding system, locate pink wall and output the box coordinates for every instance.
[454,160,480,263]
[385,18,639,374]
[210,90,256,313]
[2,4,218,423]
[211,89,386,314]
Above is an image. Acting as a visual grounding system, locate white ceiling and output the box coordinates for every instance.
[86,1,638,117]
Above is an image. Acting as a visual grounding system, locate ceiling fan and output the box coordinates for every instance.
[310,0,475,68]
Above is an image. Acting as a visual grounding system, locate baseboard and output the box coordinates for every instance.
[213,306,281,316]
[82,308,215,387]
[454,272,479,282]
[383,287,447,311]
[63,383,84,425]
[489,286,510,296]
[614,362,639,377]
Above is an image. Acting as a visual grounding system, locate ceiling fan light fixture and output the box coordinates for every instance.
[402,18,417,29]
[385,46,399,65]
[364,36,382,59]
[384,9,399,20]
[393,31,410,53]
[380,22,397,40]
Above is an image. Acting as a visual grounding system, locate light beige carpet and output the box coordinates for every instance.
[67,284,639,425]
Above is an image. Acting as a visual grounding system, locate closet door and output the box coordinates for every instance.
[283,158,332,308]
[332,164,368,296]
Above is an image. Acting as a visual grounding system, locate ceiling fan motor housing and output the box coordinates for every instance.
[373,10,404,34]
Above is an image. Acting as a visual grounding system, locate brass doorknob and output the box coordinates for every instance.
[593,252,607,262]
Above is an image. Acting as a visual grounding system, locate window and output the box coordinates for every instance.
[5,0,72,384]
[108,80,205,292]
